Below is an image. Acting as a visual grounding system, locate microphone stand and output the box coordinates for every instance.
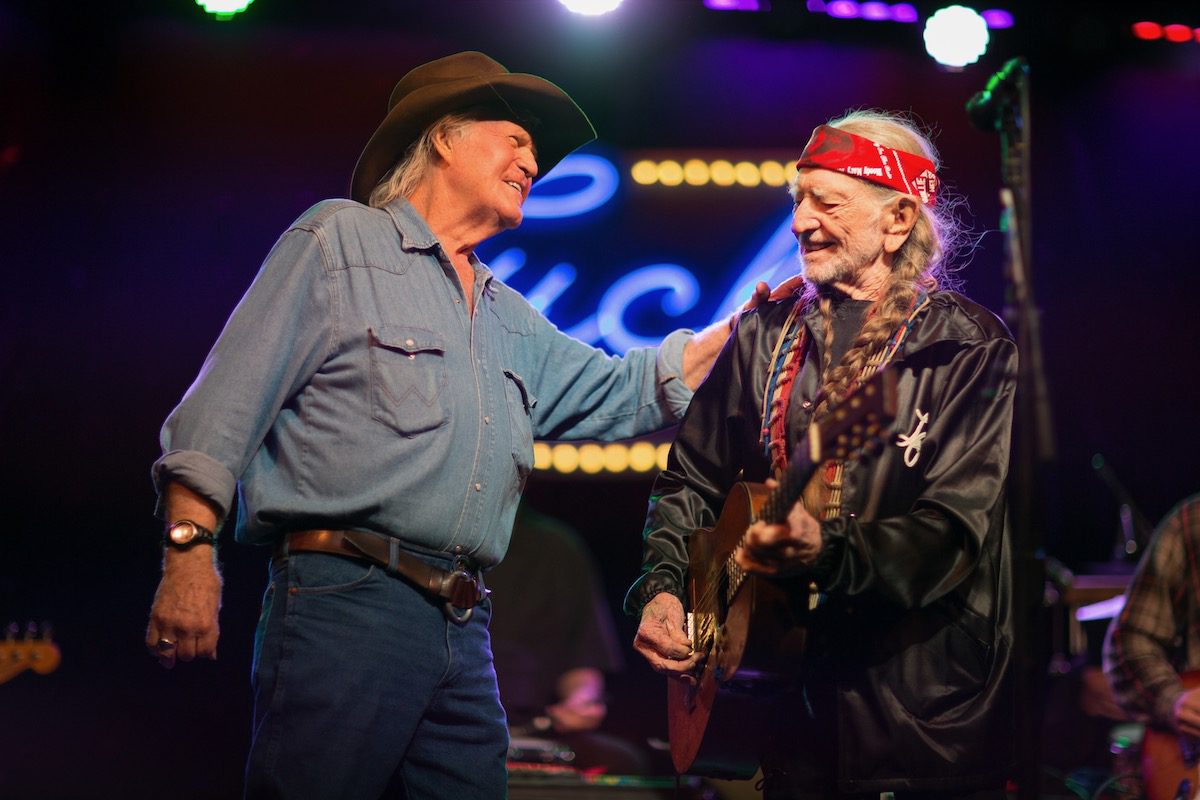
[968,57,1056,800]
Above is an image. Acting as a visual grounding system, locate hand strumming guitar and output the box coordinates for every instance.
[634,593,702,685]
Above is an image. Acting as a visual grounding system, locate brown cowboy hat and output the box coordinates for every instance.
[350,51,596,204]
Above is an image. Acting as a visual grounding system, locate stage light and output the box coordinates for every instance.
[924,5,990,68]
[1164,23,1194,43]
[860,2,890,21]
[709,160,737,187]
[704,0,769,10]
[196,0,254,20]
[577,443,606,474]
[628,158,794,188]
[604,444,630,473]
[1131,20,1200,43]
[551,443,580,474]
[683,159,710,186]
[827,0,860,19]
[533,443,553,470]
[759,160,788,187]
[657,160,684,187]
[558,0,623,14]
[980,8,1014,28]
[891,3,918,23]
[628,442,659,472]
[1132,21,1163,40]
[630,160,658,185]
[734,161,761,187]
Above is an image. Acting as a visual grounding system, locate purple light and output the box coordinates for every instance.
[703,0,764,10]
[860,1,889,20]
[890,3,918,23]
[806,0,828,11]
[826,0,860,19]
[981,8,1014,29]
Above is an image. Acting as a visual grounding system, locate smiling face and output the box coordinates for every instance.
[790,167,895,292]
[442,119,539,232]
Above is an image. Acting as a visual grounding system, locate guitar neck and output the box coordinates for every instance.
[756,457,817,525]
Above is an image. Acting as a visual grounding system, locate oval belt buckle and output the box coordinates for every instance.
[442,569,478,624]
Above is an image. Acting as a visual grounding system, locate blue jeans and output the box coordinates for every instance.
[244,552,508,799]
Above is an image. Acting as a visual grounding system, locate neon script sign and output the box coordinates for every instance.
[480,148,801,354]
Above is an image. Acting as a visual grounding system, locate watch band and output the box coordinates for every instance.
[165,519,217,548]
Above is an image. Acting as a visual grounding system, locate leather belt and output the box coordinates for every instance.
[278,530,488,623]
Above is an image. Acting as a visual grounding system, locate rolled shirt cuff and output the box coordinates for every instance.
[655,328,696,422]
[151,449,237,525]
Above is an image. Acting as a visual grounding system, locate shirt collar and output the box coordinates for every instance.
[383,198,440,252]
[381,197,495,290]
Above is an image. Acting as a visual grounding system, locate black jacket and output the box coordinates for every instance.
[626,291,1017,793]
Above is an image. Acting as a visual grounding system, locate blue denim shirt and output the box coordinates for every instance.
[153,199,693,565]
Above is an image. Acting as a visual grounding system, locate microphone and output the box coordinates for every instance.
[966,57,1029,132]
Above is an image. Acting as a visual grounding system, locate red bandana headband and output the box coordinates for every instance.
[796,125,938,206]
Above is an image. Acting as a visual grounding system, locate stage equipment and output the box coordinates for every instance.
[968,56,1052,800]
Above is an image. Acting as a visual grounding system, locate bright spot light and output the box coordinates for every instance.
[551,443,580,473]
[924,6,990,68]
[704,0,766,9]
[683,159,710,186]
[196,0,254,20]
[656,443,671,471]
[578,443,605,474]
[734,161,761,187]
[1131,21,1163,40]
[533,443,553,470]
[860,1,890,20]
[891,3,919,22]
[980,8,1014,28]
[604,444,630,473]
[710,160,736,186]
[631,160,658,185]
[1164,23,1194,43]
[760,160,787,186]
[629,442,658,472]
[558,0,623,15]
[827,0,860,19]
[657,160,684,187]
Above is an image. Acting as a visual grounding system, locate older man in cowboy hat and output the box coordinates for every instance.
[143,52,768,798]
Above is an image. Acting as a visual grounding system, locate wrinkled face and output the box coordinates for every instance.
[445,119,538,231]
[791,168,890,289]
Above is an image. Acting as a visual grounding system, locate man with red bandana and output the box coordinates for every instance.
[628,110,1017,798]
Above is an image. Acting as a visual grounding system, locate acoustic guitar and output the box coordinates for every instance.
[1,623,61,686]
[1142,671,1200,800]
[668,369,898,778]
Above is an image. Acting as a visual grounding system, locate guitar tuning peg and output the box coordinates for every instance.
[4,622,17,641]
[41,621,54,641]
[24,621,38,639]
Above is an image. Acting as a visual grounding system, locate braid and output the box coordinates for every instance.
[811,278,917,421]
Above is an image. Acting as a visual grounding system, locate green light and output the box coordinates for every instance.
[196,0,254,21]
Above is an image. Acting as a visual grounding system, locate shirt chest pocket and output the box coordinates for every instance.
[369,325,449,435]
[503,369,535,479]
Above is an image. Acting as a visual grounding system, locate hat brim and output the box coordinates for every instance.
[350,73,596,205]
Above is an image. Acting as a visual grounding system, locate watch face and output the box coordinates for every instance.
[169,522,197,545]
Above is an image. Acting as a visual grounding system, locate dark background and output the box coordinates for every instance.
[2,1,1198,796]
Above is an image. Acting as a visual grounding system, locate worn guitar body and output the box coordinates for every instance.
[1143,672,1200,800]
[667,369,898,778]
[668,482,811,778]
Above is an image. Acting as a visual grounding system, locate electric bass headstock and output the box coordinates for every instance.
[1,621,62,685]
